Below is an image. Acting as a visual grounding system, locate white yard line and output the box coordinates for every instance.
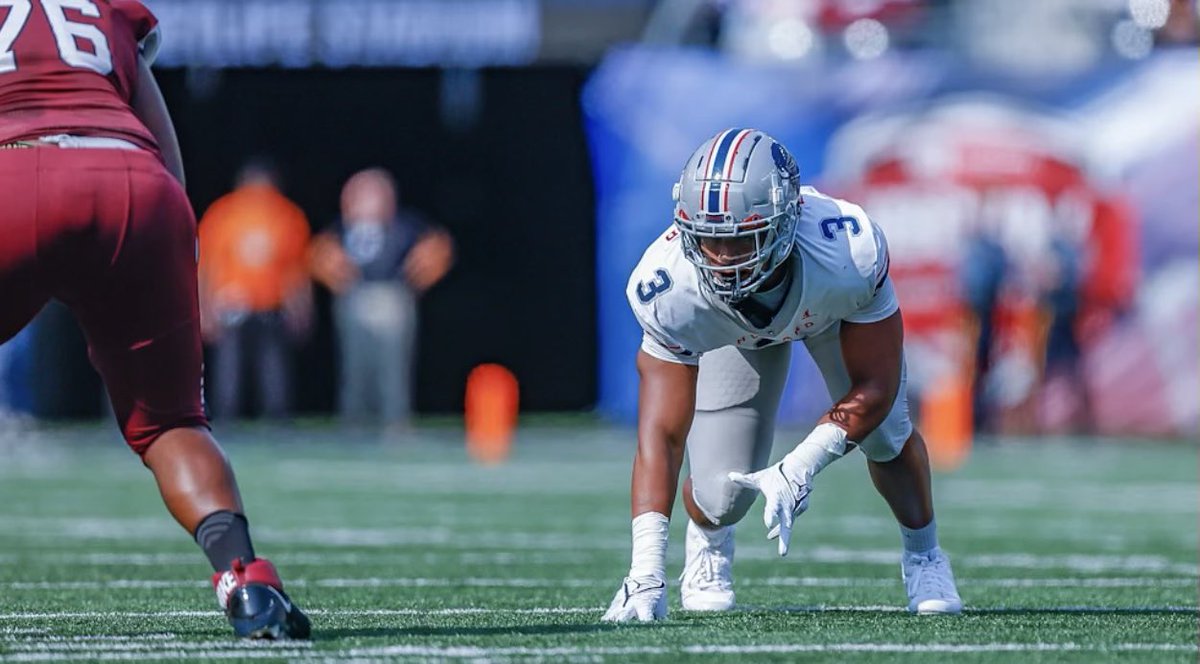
[0,651,315,662]
[757,576,1199,588]
[1,603,1196,623]
[0,608,600,621]
[2,546,1195,575]
[4,641,310,652]
[0,611,215,620]
[4,551,602,567]
[343,642,1199,658]
[2,515,1196,553]
[5,634,176,642]
[0,635,1195,663]
[743,547,1200,575]
[1,575,1196,591]
[4,581,207,590]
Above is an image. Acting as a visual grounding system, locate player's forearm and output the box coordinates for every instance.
[820,380,894,444]
[780,382,893,480]
[630,351,697,518]
[630,430,686,518]
[154,123,185,187]
[626,433,682,581]
[131,56,185,186]
[626,352,696,579]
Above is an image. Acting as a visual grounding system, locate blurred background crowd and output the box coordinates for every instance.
[0,0,1195,448]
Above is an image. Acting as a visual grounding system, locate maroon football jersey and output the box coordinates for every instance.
[0,0,159,152]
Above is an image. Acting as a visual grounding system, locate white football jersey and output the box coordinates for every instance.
[627,187,897,365]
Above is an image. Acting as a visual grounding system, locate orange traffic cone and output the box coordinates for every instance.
[921,374,973,471]
[464,363,518,464]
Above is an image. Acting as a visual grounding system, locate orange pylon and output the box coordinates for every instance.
[464,364,518,464]
[921,374,973,471]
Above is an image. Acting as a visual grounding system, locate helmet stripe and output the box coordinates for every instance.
[705,128,743,213]
[698,129,730,212]
[707,181,722,214]
[720,129,754,211]
[722,130,753,180]
[707,180,721,214]
[708,128,744,178]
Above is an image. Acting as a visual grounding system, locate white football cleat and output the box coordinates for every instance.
[902,547,963,615]
[679,520,735,611]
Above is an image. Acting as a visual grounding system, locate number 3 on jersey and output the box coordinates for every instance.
[0,0,113,75]
[637,269,673,304]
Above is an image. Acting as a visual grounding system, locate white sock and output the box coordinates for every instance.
[900,519,939,555]
[630,512,669,582]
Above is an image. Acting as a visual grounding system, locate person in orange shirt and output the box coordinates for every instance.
[198,160,312,420]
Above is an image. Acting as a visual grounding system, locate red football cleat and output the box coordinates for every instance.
[211,558,311,639]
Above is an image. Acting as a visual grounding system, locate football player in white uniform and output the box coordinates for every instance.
[602,129,962,622]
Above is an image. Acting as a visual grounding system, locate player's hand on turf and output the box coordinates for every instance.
[602,576,667,622]
[728,463,812,557]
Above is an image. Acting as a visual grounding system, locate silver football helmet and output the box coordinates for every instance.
[672,128,802,303]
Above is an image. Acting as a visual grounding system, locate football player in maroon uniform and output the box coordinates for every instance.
[0,0,309,639]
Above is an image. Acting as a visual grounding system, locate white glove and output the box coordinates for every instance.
[729,423,848,557]
[601,576,668,622]
[728,463,812,557]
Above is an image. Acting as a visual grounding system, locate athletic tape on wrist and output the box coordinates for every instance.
[782,423,849,477]
[629,511,669,581]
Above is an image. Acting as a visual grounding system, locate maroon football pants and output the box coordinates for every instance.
[0,145,209,455]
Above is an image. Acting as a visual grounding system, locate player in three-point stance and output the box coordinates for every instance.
[603,129,962,621]
[0,0,308,638]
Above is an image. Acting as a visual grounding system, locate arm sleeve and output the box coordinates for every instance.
[640,330,700,366]
[867,221,890,292]
[627,277,700,365]
[110,0,160,63]
[843,277,899,324]
[844,220,899,324]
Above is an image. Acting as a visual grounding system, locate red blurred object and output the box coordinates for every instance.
[815,0,926,30]
[828,100,1140,436]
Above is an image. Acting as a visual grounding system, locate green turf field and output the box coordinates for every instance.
[0,421,1195,662]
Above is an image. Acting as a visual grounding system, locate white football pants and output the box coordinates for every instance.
[687,322,913,527]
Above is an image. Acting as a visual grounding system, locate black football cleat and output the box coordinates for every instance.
[212,558,311,640]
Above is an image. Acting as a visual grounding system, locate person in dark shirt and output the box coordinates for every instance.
[310,168,454,431]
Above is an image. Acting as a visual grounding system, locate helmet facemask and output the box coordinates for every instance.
[674,172,799,303]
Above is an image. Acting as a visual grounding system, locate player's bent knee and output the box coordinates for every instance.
[859,381,915,462]
[860,418,912,463]
[691,474,759,526]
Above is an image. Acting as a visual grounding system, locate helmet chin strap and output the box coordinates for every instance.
[731,297,773,329]
[758,259,791,292]
[727,261,792,328]
[710,258,790,305]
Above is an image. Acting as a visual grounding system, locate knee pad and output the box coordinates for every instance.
[690,471,759,527]
[859,395,914,462]
[859,360,915,462]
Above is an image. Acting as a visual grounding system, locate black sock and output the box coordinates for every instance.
[195,511,256,572]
